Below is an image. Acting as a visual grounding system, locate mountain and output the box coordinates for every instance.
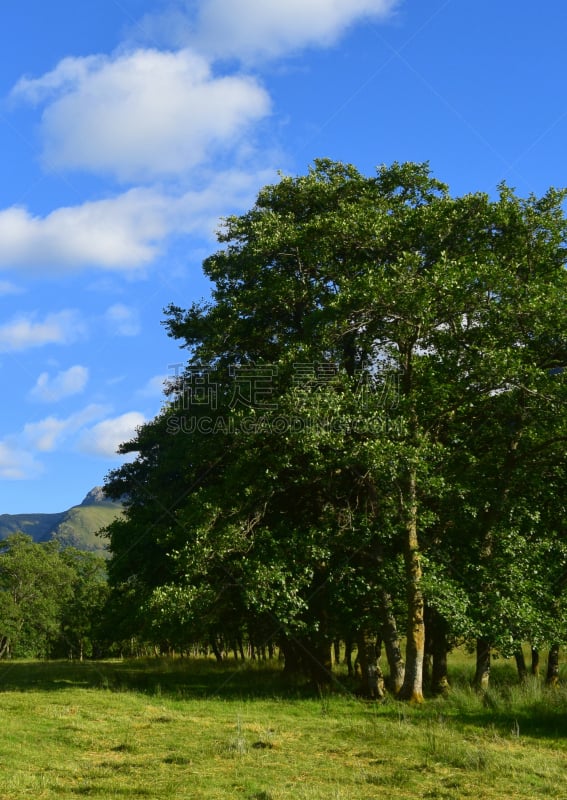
[0,488,123,553]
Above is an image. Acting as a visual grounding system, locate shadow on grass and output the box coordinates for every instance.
[0,657,317,700]
[0,657,566,739]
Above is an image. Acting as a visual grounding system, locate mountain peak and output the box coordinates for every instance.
[80,487,109,506]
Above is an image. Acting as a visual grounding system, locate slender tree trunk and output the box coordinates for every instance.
[345,636,354,677]
[210,637,223,663]
[531,647,540,678]
[429,609,450,695]
[379,590,405,693]
[546,644,560,687]
[514,647,527,682]
[398,467,425,703]
[423,651,432,691]
[473,638,491,691]
[333,639,341,666]
[356,630,385,699]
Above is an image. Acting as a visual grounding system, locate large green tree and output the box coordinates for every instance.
[104,160,567,700]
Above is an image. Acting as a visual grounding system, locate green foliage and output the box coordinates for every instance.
[0,534,75,657]
[0,534,109,659]
[104,159,567,688]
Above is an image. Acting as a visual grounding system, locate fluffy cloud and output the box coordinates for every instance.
[13,48,271,182]
[0,189,171,272]
[30,365,89,402]
[135,0,399,62]
[0,310,85,352]
[0,168,275,274]
[22,404,108,452]
[105,304,141,337]
[79,411,146,457]
[188,0,399,61]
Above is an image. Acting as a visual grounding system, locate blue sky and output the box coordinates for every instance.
[0,0,566,514]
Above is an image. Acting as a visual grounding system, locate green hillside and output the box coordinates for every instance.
[0,512,65,542]
[0,488,123,553]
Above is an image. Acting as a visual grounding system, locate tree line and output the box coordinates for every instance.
[14,160,565,700]
[0,533,108,660]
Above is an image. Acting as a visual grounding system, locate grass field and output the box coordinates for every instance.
[0,654,565,800]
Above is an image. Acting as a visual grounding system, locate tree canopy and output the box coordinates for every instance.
[104,160,567,699]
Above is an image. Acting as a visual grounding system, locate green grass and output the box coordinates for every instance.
[0,655,565,799]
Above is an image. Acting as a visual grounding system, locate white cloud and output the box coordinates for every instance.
[30,365,89,402]
[79,411,146,457]
[0,168,275,274]
[12,48,271,182]
[22,404,108,452]
[190,0,399,61]
[105,304,141,336]
[0,310,85,352]
[133,0,399,62]
[0,441,42,480]
[0,189,171,272]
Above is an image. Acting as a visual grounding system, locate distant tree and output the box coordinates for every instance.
[0,534,75,658]
[55,549,109,660]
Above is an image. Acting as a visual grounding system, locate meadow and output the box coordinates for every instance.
[0,653,565,800]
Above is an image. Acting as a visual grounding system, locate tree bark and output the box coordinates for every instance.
[280,636,302,676]
[0,636,10,659]
[379,590,405,693]
[356,630,385,699]
[514,648,527,682]
[345,636,354,677]
[333,639,341,666]
[210,636,223,663]
[473,638,491,691]
[546,643,560,687]
[531,647,540,678]
[397,467,425,703]
[306,636,333,687]
[429,609,450,695]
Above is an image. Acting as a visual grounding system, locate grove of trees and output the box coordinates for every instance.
[0,534,108,660]
[100,160,567,701]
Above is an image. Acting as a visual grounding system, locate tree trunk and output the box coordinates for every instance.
[429,609,450,695]
[514,648,527,682]
[345,636,354,677]
[531,647,540,678]
[0,636,10,659]
[280,637,302,676]
[473,638,491,691]
[379,590,405,693]
[210,636,223,663]
[333,639,341,666]
[546,644,560,687]
[397,468,425,703]
[356,630,385,699]
[306,637,333,687]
